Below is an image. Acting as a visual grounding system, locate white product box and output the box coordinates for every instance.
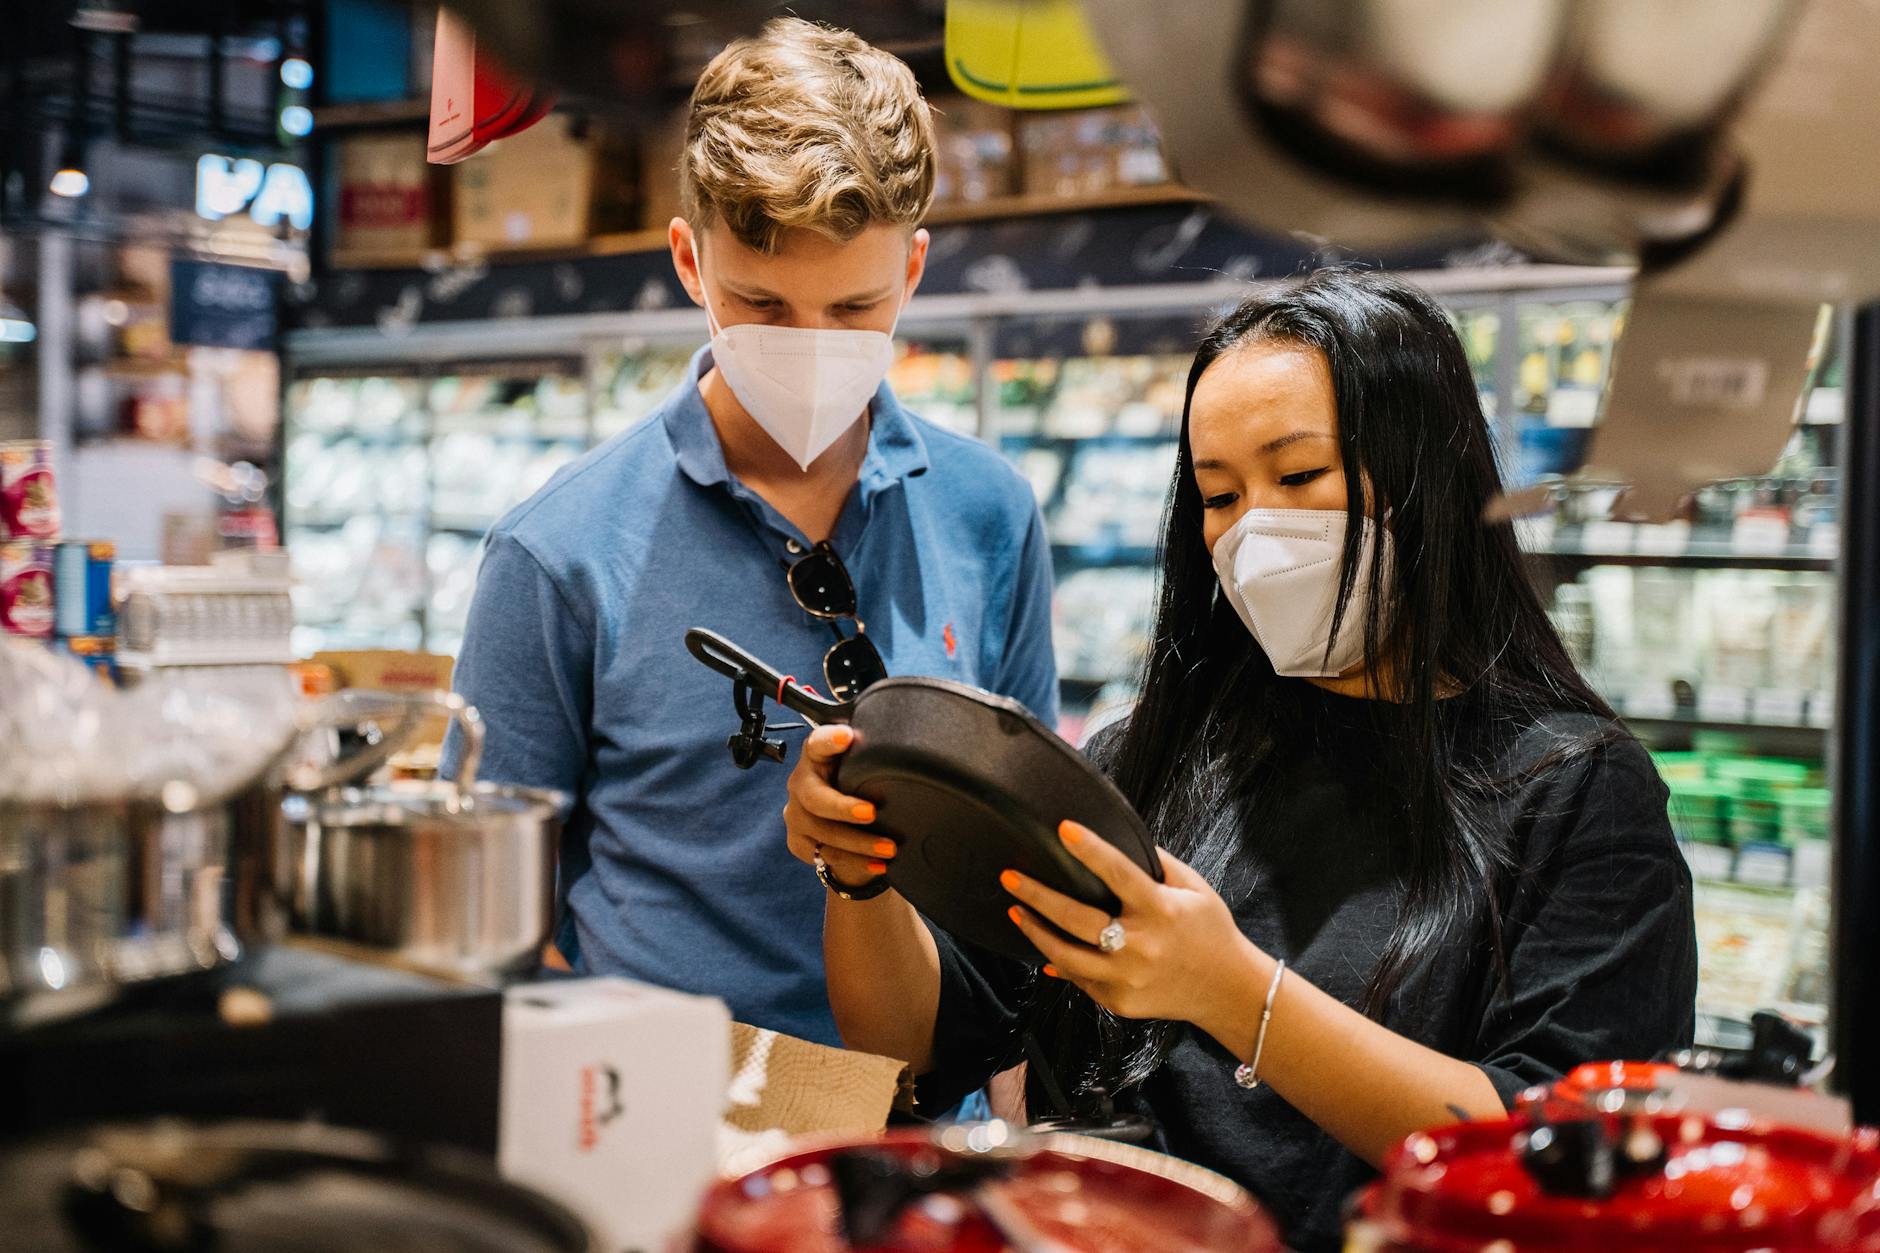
[500,978,732,1253]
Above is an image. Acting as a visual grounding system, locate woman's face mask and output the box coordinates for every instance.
[690,235,901,471]
[1211,507,1395,677]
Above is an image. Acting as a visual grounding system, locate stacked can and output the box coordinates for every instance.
[2,442,116,681]
[0,440,61,541]
[1,441,61,641]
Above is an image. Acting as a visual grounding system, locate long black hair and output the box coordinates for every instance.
[1030,268,1617,1103]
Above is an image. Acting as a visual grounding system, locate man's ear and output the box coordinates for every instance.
[902,227,931,305]
[670,217,706,308]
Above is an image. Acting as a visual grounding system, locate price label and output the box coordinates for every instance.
[1808,692,1835,727]
[1698,685,1751,723]
[1582,521,1637,555]
[1636,523,1692,557]
[1752,689,1806,726]
[1731,515,1791,556]
[1808,526,1840,561]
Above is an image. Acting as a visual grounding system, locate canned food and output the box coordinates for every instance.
[54,539,115,637]
[57,634,119,685]
[0,441,60,541]
[0,542,55,637]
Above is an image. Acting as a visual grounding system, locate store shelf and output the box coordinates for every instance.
[287,511,424,529]
[1527,541,1836,572]
[1051,543,1159,568]
[1004,432,1178,449]
[310,98,432,129]
[430,517,500,537]
[331,187,1211,272]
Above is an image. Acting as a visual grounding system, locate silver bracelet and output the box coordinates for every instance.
[1233,959,1286,1091]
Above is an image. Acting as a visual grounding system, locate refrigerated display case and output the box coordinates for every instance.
[284,329,981,654]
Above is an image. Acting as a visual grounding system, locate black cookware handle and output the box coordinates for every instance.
[685,628,856,725]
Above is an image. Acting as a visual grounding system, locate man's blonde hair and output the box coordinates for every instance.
[679,17,937,254]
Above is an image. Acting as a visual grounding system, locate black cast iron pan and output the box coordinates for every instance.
[685,629,1162,963]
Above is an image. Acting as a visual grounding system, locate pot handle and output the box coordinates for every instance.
[285,689,486,793]
[685,628,855,724]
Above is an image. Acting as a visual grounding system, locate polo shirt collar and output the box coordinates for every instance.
[663,345,930,504]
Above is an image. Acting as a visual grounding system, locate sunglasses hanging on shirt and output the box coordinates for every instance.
[784,540,888,702]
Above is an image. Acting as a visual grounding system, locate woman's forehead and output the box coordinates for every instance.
[1190,341,1337,453]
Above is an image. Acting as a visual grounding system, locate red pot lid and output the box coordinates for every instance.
[1353,1112,1880,1252]
[694,1128,1283,1253]
[1553,1060,1682,1104]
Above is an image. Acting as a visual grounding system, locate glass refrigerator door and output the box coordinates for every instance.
[425,360,590,655]
[283,372,429,653]
[989,312,1197,744]
[1519,301,1844,1047]
[890,327,980,437]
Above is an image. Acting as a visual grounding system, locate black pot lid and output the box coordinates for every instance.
[0,1120,594,1253]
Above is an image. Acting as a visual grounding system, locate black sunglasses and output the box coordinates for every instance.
[784,541,888,701]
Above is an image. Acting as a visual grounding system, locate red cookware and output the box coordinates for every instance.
[1348,1107,1880,1252]
[692,1125,1282,1253]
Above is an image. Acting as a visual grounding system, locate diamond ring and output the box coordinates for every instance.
[1097,919,1127,954]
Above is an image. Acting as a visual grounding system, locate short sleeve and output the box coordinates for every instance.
[1473,736,1698,1104]
[990,504,1061,728]
[914,924,1034,1115]
[442,531,594,795]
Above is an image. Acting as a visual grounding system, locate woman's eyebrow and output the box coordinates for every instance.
[1259,431,1336,454]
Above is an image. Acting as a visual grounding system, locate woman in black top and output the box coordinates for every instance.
[784,269,1697,1251]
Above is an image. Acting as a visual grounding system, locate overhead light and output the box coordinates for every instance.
[49,167,90,198]
[280,105,314,138]
[281,57,314,90]
[70,1,137,34]
[0,319,36,344]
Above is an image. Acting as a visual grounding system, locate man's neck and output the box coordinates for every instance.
[698,363,870,544]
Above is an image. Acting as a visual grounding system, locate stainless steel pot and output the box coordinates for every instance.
[277,691,566,980]
[0,690,406,1027]
[1,789,257,1026]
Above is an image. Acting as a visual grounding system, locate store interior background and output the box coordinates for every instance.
[0,0,1848,1051]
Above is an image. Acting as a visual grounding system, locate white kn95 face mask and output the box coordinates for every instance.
[692,236,899,471]
[1211,507,1394,677]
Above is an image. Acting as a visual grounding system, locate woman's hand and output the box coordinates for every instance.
[1002,821,1248,1026]
[783,725,897,891]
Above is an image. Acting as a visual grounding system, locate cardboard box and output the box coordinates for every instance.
[453,115,636,250]
[932,94,1016,207]
[500,979,731,1253]
[636,107,689,232]
[309,649,455,753]
[336,132,436,259]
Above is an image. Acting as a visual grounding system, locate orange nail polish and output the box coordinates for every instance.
[866,861,888,875]
[999,869,1021,893]
[853,802,876,824]
[1043,965,1060,978]
[1059,821,1083,846]
[873,839,896,858]
[1007,906,1024,927]
[831,727,854,750]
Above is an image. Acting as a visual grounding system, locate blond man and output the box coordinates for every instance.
[447,19,1057,1046]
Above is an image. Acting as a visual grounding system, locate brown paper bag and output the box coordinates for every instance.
[717,1024,911,1177]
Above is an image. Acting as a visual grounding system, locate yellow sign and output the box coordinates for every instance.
[945,0,1131,110]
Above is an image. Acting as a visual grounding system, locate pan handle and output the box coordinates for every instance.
[685,628,856,725]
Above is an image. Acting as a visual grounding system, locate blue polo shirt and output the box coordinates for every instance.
[443,347,1058,1045]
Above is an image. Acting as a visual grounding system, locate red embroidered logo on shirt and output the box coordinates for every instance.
[943,623,958,660]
